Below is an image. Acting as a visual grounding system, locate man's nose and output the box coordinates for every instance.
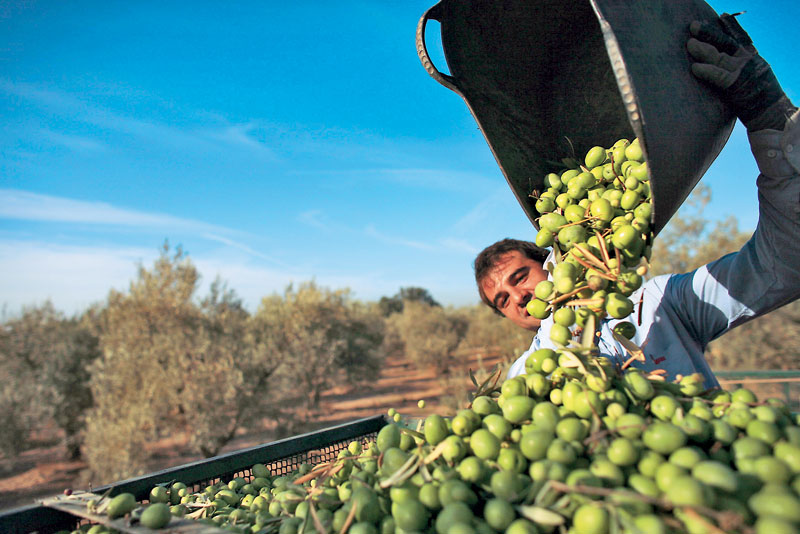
[509,286,528,307]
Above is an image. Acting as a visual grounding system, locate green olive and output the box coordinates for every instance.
[469,429,501,460]
[564,203,586,223]
[423,414,449,446]
[502,396,536,424]
[526,298,550,320]
[644,422,687,455]
[560,168,580,186]
[140,503,172,529]
[572,504,609,534]
[611,225,640,251]
[585,146,608,169]
[549,323,572,345]
[535,197,556,214]
[553,307,576,327]
[612,321,636,339]
[605,292,633,319]
[620,190,641,211]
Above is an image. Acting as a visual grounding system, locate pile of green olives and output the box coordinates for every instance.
[74,352,799,534]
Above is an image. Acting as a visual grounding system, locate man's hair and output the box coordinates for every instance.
[474,238,550,312]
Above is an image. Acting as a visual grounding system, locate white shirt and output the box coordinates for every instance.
[508,110,800,387]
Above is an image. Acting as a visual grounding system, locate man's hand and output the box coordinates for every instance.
[687,16,796,132]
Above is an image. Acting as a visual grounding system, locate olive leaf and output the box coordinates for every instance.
[517,505,566,526]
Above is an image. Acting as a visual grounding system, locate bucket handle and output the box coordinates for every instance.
[416,3,459,93]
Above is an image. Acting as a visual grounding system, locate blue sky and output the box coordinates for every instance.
[1,1,797,315]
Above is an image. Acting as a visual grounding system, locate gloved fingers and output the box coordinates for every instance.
[687,38,745,73]
[690,62,738,90]
[686,37,721,64]
[689,20,741,56]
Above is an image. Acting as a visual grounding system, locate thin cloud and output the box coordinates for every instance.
[364,224,435,251]
[291,167,496,193]
[0,189,229,234]
[450,188,516,233]
[201,123,277,160]
[297,209,329,231]
[377,168,495,192]
[440,238,478,255]
[1,79,277,160]
[42,130,106,152]
[201,233,289,268]
[296,209,356,236]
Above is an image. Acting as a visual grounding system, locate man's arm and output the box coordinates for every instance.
[652,17,800,346]
[657,110,800,333]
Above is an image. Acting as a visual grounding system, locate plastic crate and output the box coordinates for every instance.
[0,415,387,534]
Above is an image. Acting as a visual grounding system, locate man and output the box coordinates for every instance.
[475,20,799,387]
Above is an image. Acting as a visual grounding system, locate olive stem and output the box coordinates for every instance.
[563,298,605,308]
[549,287,589,307]
[399,427,425,440]
[571,244,612,274]
[594,230,612,266]
[306,501,327,534]
[571,255,615,280]
[557,217,602,230]
[637,291,645,326]
[293,462,338,485]
[339,500,358,534]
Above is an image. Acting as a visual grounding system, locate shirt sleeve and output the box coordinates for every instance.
[658,109,800,346]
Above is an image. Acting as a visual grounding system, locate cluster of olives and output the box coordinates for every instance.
[528,138,652,345]
[70,353,800,534]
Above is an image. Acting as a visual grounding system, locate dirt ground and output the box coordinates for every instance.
[0,350,505,514]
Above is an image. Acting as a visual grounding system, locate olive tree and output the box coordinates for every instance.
[83,245,279,482]
[384,300,468,375]
[252,282,384,430]
[0,302,99,459]
[378,286,441,316]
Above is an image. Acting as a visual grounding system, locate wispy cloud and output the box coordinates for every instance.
[1,79,277,159]
[450,188,518,234]
[201,233,289,268]
[0,189,228,233]
[364,224,435,251]
[377,168,496,192]
[0,189,294,267]
[297,209,329,231]
[291,167,497,193]
[201,123,277,160]
[42,130,106,152]
[439,238,478,255]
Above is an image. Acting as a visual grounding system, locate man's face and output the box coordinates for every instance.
[479,250,549,331]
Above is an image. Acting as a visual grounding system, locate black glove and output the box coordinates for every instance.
[687,15,796,132]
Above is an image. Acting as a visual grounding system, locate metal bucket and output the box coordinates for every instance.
[416,0,736,235]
